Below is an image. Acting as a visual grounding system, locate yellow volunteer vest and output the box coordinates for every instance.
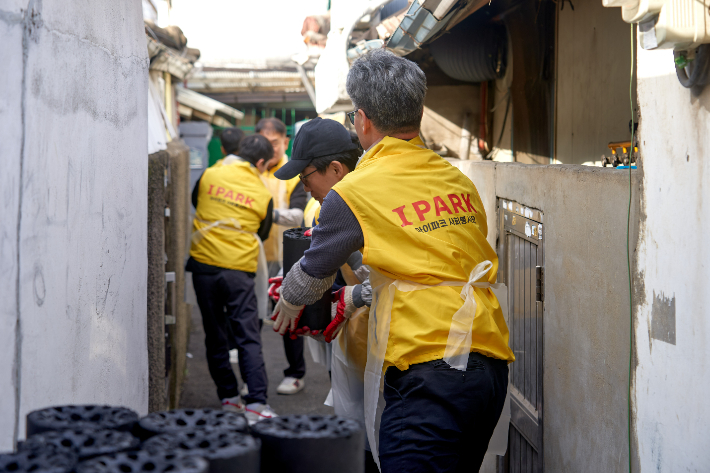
[304,197,321,227]
[190,160,272,273]
[263,156,302,263]
[332,136,514,370]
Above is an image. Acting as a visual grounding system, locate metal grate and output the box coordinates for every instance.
[497,199,544,473]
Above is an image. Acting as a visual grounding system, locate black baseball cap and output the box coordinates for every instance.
[274,118,358,180]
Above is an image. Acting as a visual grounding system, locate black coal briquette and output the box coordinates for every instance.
[0,449,77,473]
[76,451,208,473]
[21,429,139,461]
[26,406,139,436]
[135,409,247,440]
[282,228,332,331]
[143,430,259,473]
[251,415,364,473]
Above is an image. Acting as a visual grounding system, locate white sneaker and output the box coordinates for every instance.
[221,395,245,413]
[240,383,249,397]
[276,377,305,395]
[245,403,277,425]
[229,349,238,364]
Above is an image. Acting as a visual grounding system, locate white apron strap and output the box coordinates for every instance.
[442,260,493,370]
[363,271,395,472]
[364,262,511,469]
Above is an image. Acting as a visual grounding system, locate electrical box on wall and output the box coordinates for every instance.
[602,0,710,50]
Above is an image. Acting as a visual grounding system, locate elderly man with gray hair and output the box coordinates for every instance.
[272,49,514,473]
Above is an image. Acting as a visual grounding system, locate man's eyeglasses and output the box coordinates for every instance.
[299,168,318,184]
[347,109,359,125]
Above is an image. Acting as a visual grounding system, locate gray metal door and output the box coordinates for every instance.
[497,199,544,473]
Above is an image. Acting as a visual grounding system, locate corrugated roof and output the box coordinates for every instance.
[175,86,244,120]
[189,69,314,81]
[187,68,315,96]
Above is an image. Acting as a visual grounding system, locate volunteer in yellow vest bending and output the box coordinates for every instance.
[272,50,514,473]
[186,134,278,425]
[257,118,309,395]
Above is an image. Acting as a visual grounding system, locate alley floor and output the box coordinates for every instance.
[179,301,334,417]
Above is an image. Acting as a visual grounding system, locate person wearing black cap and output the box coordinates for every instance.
[267,117,364,333]
[272,117,360,191]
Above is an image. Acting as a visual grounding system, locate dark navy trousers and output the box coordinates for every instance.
[379,351,509,473]
[192,270,268,404]
[282,333,306,379]
[269,261,306,380]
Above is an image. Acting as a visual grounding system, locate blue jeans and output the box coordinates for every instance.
[379,352,508,473]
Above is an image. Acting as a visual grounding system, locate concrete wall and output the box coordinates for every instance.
[454,160,640,472]
[421,85,482,159]
[0,1,148,446]
[555,0,635,165]
[633,46,710,471]
[0,0,25,451]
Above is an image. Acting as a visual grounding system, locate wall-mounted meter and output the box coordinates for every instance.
[603,0,710,88]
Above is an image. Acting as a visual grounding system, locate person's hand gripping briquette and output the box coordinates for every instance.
[271,297,305,335]
[324,286,357,342]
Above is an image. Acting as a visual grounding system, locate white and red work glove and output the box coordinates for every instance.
[289,326,325,342]
[271,297,305,336]
[324,286,357,342]
[268,277,282,302]
[303,228,313,237]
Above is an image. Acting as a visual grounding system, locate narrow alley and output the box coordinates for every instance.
[1,0,709,472]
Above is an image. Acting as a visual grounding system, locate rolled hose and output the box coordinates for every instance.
[143,430,260,473]
[26,406,139,436]
[676,45,710,89]
[429,23,507,83]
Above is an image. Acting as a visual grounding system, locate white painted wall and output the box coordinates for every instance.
[0,0,26,452]
[0,0,149,447]
[634,46,710,470]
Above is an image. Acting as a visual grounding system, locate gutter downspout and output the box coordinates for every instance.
[295,63,317,108]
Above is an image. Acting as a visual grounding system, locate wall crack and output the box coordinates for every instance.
[13,0,37,449]
[42,25,148,65]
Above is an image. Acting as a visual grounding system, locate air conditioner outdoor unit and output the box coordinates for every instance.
[602,0,710,50]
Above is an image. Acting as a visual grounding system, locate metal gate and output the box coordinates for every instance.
[497,199,544,473]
